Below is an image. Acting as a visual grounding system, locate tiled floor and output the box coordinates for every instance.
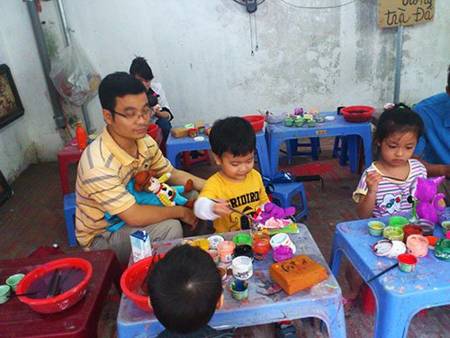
[0,138,448,337]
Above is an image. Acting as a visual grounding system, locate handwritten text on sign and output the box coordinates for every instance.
[378,0,435,28]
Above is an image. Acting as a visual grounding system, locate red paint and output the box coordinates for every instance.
[397,253,417,265]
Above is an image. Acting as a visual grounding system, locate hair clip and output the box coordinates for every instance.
[384,103,395,110]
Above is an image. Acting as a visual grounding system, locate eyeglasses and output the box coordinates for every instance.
[111,106,153,121]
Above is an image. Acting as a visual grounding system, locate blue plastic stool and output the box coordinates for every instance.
[270,182,308,220]
[285,138,320,164]
[63,193,78,247]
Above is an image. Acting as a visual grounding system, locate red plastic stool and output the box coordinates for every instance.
[57,140,83,195]
[361,284,427,317]
[182,151,210,169]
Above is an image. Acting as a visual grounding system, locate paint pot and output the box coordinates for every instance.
[294,118,304,127]
[372,239,393,257]
[441,221,450,233]
[0,285,11,304]
[368,221,385,236]
[231,256,253,280]
[284,117,294,127]
[217,241,236,264]
[426,236,438,249]
[397,254,417,273]
[233,245,253,260]
[187,128,198,138]
[388,216,409,228]
[406,234,429,257]
[270,233,296,254]
[387,240,407,258]
[208,235,224,250]
[273,245,294,262]
[402,225,423,242]
[208,250,219,264]
[434,239,450,261]
[383,226,404,241]
[6,273,25,292]
[325,115,335,122]
[191,238,209,251]
[416,219,434,236]
[230,280,249,301]
[233,233,252,246]
[252,237,271,260]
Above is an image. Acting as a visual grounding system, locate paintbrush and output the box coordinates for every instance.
[365,263,399,283]
[209,198,255,229]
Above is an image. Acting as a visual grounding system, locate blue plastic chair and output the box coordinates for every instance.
[63,193,78,247]
[270,182,308,220]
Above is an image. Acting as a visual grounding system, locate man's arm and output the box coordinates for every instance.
[169,168,205,191]
[417,159,450,178]
[118,203,196,227]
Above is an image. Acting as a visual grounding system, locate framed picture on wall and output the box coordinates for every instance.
[0,64,24,129]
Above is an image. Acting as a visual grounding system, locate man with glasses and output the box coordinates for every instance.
[75,72,204,264]
[414,65,450,178]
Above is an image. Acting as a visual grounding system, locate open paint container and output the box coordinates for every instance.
[434,239,450,261]
[217,241,236,264]
[208,235,224,250]
[372,240,406,258]
[231,256,253,281]
[230,280,249,301]
[383,226,404,241]
[273,245,294,262]
[252,237,271,260]
[233,233,252,246]
[270,233,296,254]
[397,254,417,272]
[368,221,385,236]
[233,245,253,260]
[406,234,428,257]
[388,216,409,228]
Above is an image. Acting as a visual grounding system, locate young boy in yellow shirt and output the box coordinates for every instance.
[194,117,269,233]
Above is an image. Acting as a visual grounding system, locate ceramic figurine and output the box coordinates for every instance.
[414,176,446,224]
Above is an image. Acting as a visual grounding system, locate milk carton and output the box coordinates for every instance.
[130,230,152,263]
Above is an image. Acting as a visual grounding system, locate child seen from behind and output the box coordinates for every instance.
[147,245,233,337]
[194,117,269,233]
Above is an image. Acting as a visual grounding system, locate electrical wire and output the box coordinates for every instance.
[277,0,360,10]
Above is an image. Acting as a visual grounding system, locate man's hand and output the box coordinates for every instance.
[179,207,198,230]
[366,171,382,193]
[212,199,232,217]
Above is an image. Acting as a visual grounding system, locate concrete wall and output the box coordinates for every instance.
[0,0,62,181]
[0,0,449,180]
[60,0,449,129]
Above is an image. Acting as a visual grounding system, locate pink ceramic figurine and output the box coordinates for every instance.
[414,176,446,224]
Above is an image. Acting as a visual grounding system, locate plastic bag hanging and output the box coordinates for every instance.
[49,39,101,106]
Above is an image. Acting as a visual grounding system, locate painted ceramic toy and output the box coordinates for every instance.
[134,170,194,208]
[414,176,446,224]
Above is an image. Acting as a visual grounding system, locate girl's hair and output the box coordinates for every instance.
[375,103,424,143]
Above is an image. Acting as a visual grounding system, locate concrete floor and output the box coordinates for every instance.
[0,138,448,337]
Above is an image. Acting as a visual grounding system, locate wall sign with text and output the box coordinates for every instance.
[378,0,435,28]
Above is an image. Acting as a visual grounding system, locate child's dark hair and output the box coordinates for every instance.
[98,72,146,115]
[147,94,158,108]
[129,56,154,81]
[147,245,222,334]
[209,117,256,157]
[375,103,424,143]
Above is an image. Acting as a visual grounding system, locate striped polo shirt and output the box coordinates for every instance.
[353,159,427,217]
[75,127,173,247]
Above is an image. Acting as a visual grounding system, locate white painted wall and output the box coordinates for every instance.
[0,0,449,180]
[59,0,449,129]
[0,0,62,181]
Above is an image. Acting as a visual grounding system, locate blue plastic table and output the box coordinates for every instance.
[117,225,346,338]
[266,114,372,176]
[330,212,450,338]
[166,130,271,177]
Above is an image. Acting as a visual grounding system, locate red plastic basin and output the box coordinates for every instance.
[120,255,164,312]
[341,105,375,123]
[243,115,265,132]
[16,257,92,314]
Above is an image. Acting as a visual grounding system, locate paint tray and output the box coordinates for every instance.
[269,255,328,295]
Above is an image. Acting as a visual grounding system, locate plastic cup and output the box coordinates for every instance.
[6,273,25,291]
[0,285,11,304]
[388,216,409,228]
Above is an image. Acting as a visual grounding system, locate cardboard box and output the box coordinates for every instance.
[130,230,152,263]
[269,255,328,295]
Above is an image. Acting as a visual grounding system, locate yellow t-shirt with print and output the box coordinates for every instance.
[199,169,269,233]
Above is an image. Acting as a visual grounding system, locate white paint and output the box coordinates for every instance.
[0,0,449,180]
